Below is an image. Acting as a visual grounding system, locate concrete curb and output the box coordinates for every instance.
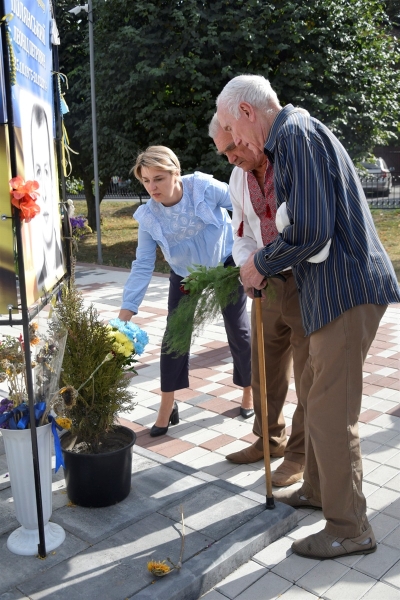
[132,502,297,599]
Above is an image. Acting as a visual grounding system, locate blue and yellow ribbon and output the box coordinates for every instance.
[48,415,65,472]
[53,71,79,177]
[0,403,65,472]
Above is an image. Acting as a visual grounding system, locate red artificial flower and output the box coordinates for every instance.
[11,196,41,222]
[179,284,190,295]
[10,176,40,200]
[9,177,40,222]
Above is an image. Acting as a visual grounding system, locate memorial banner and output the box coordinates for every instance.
[0,0,65,308]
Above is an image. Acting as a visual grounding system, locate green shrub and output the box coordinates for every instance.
[55,279,135,452]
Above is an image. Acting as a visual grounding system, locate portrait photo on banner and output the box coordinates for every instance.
[19,88,65,303]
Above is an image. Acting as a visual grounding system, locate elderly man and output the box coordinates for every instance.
[216,75,400,560]
[209,115,309,488]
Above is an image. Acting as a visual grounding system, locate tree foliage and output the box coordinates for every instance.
[385,0,400,24]
[56,0,400,228]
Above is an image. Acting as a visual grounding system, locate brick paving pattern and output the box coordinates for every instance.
[56,265,400,597]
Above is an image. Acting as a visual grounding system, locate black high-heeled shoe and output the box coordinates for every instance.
[240,407,255,419]
[150,401,179,437]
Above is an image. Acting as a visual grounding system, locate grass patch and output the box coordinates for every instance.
[73,200,169,273]
[73,201,400,281]
[370,209,400,281]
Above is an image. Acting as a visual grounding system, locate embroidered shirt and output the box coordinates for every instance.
[247,159,278,245]
[121,172,234,314]
[253,104,400,335]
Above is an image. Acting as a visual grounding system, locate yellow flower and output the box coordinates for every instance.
[56,417,72,430]
[147,560,171,576]
[112,330,126,344]
[111,341,123,355]
[121,340,134,357]
[109,334,133,357]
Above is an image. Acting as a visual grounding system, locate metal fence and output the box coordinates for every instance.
[360,171,400,209]
[103,179,150,202]
[68,179,150,203]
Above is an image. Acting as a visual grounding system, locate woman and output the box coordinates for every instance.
[118,146,253,436]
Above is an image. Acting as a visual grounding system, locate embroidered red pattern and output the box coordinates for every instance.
[247,160,278,245]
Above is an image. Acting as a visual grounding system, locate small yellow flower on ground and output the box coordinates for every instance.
[147,560,171,576]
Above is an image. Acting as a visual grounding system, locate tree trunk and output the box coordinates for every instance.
[83,176,109,232]
[83,176,97,231]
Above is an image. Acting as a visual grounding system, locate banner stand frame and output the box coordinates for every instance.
[0,0,72,558]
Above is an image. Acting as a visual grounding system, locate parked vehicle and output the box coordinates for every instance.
[360,158,393,197]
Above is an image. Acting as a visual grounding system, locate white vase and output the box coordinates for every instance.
[2,423,65,556]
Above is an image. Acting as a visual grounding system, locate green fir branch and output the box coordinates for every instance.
[164,264,241,356]
[164,263,279,356]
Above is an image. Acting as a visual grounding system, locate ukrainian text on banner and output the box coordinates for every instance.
[1,0,65,309]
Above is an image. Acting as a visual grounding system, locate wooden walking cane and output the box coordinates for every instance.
[254,288,275,509]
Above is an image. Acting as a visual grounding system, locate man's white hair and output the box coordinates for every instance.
[208,113,222,139]
[216,74,280,119]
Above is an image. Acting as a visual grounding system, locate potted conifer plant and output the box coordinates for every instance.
[52,274,148,508]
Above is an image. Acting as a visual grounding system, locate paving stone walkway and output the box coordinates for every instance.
[75,264,400,600]
[1,262,399,599]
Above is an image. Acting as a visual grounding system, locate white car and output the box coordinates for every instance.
[360,158,393,197]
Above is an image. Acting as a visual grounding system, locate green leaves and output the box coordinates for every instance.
[55,279,135,450]
[58,0,400,194]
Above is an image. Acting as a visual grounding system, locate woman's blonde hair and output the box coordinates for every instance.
[132,146,181,182]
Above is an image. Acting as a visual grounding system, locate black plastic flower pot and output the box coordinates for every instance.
[61,426,136,508]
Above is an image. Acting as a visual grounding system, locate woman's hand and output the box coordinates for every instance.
[118,309,136,322]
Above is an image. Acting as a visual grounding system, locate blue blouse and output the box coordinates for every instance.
[121,172,234,314]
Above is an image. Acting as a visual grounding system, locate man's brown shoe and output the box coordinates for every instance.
[271,460,304,487]
[273,487,322,509]
[226,441,263,464]
[226,439,286,464]
[292,527,376,560]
